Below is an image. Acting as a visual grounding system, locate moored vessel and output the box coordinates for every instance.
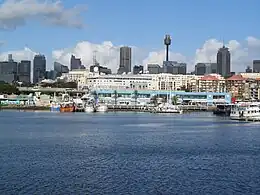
[230,102,260,120]
[60,102,75,112]
[96,104,108,112]
[152,103,183,114]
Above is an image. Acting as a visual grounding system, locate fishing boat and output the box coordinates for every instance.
[60,102,75,112]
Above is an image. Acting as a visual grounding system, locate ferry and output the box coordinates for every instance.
[230,102,260,120]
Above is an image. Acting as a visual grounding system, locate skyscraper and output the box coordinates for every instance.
[117,46,131,74]
[54,61,69,77]
[33,54,46,83]
[217,46,231,77]
[253,60,260,73]
[70,55,82,70]
[18,60,31,83]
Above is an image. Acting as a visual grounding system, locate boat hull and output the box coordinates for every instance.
[60,106,75,112]
[96,105,108,112]
[85,106,95,113]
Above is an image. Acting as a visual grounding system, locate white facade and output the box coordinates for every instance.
[87,74,152,90]
[150,74,202,90]
[62,71,202,91]
[240,73,260,79]
[62,69,91,87]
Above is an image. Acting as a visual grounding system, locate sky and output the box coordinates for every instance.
[0,0,260,73]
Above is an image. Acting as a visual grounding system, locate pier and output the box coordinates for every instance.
[107,105,216,112]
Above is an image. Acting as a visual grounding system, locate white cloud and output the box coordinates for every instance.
[0,0,86,30]
[1,37,260,73]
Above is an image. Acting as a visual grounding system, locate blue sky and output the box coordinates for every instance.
[0,0,260,71]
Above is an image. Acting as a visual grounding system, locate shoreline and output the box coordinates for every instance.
[0,105,216,113]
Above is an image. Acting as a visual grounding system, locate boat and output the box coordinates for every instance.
[60,102,75,112]
[85,105,95,113]
[152,103,183,114]
[73,98,85,112]
[96,104,108,112]
[50,102,60,112]
[213,104,232,116]
[230,102,260,120]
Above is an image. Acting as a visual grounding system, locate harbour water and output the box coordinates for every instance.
[0,111,260,194]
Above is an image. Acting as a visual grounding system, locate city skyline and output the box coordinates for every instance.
[0,0,259,72]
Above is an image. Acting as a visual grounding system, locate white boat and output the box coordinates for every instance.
[96,104,108,112]
[84,105,95,113]
[230,102,260,120]
[153,103,183,114]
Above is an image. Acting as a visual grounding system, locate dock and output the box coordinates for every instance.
[107,105,216,112]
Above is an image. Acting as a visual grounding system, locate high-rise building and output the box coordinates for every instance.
[253,60,260,73]
[117,46,131,74]
[0,60,18,83]
[195,63,217,75]
[217,46,231,77]
[245,66,253,73]
[8,54,13,62]
[147,64,162,74]
[133,65,143,74]
[33,54,46,83]
[54,61,69,77]
[163,61,186,74]
[70,55,82,70]
[18,60,31,83]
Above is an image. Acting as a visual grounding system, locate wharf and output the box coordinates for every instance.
[107,105,216,112]
[0,105,50,111]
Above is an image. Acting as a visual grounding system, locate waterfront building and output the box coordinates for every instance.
[87,74,152,90]
[92,89,231,106]
[62,69,90,88]
[197,74,225,93]
[225,75,246,99]
[85,73,201,92]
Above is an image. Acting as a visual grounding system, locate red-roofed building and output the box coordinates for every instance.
[198,74,225,92]
[226,75,246,99]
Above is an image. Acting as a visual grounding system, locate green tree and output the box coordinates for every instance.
[133,90,138,106]
[113,90,118,105]
[0,83,20,95]
[171,96,178,105]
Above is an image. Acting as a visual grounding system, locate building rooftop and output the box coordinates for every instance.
[226,75,245,81]
[200,75,219,81]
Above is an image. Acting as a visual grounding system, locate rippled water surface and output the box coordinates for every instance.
[0,111,260,194]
